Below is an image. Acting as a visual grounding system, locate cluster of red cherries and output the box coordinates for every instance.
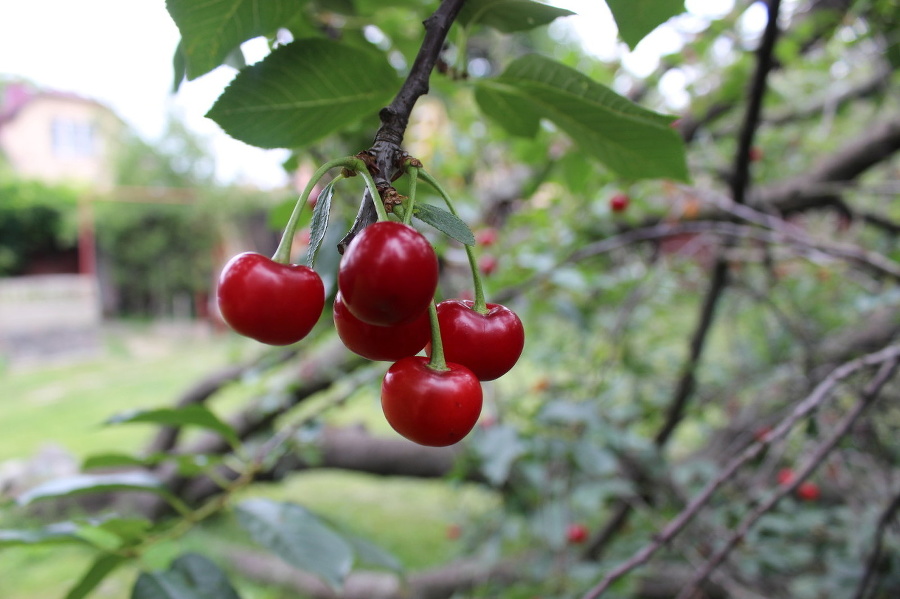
[216,168,524,447]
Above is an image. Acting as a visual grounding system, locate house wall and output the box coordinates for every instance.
[0,94,122,188]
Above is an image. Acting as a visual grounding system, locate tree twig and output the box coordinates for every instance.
[852,489,900,599]
[580,344,900,599]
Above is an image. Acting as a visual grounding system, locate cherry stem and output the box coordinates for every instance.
[403,166,419,226]
[273,156,364,264]
[426,301,449,371]
[355,166,391,223]
[418,169,488,314]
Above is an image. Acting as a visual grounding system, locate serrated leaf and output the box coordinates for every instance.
[132,553,241,599]
[65,554,128,599]
[236,499,353,589]
[106,405,240,448]
[458,0,575,33]
[207,39,397,149]
[413,203,475,246]
[165,0,306,79]
[17,472,167,506]
[474,55,688,181]
[306,180,336,267]
[606,0,684,49]
[473,85,542,137]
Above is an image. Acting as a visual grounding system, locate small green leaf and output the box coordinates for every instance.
[132,553,241,599]
[106,405,240,448]
[344,533,404,573]
[17,472,167,506]
[458,0,575,32]
[83,453,149,471]
[65,554,128,599]
[474,55,688,181]
[413,203,476,246]
[207,39,397,149]
[306,179,336,268]
[236,499,353,590]
[0,522,83,548]
[166,0,307,79]
[473,85,542,137]
[606,0,685,49]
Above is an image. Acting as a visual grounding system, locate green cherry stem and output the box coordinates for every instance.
[273,156,363,264]
[403,166,419,226]
[426,301,449,371]
[356,166,391,223]
[418,168,488,315]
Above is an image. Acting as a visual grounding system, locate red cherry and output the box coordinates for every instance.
[478,254,498,276]
[338,221,439,326]
[446,524,462,540]
[333,292,429,361]
[475,227,499,247]
[566,523,588,544]
[749,146,763,162]
[217,252,324,345]
[610,193,629,213]
[426,299,525,381]
[381,356,483,447]
[796,481,820,502]
[776,468,796,486]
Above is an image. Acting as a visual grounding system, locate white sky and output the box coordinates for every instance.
[0,0,741,189]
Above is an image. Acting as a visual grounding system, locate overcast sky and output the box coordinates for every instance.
[0,0,740,189]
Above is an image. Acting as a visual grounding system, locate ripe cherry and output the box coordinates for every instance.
[749,146,764,162]
[381,356,483,447]
[426,299,525,381]
[217,252,324,346]
[566,523,589,544]
[475,227,499,247]
[776,468,795,486]
[610,193,629,213]
[478,254,498,276]
[333,292,429,361]
[796,481,820,502]
[338,221,439,326]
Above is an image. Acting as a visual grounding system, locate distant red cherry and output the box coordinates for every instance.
[777,468,796,486]
[446,524,462,540]
[796,481,820,502]
[610,193,629,213]
[478,254,498,276]
[475,227,499,247]
[566,523,588,544]
[749,146,764,162]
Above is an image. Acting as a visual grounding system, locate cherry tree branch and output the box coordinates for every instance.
[852,489,900,599]
[338,0,465,251]
[580,344,900,599]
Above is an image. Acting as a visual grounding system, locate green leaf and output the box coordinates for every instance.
[474,55,688,181]
[82,453,149,471]
[413,203,476,246]
[606,0,684,50]
[0,522,84,548]
[207,39,397,149]
[106,405,240,448]
[17,472,167,506]
[473,84,543,137]
[236,499,353,589]
[306,179,336,268]
[458,0,575,33]
[165,0,306,79]
[65,554,128,599]
[172,41,186,93]
[132,553,241,599]
[343,533,404,573]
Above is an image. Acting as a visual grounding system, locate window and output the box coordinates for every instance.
[51,118,96,157]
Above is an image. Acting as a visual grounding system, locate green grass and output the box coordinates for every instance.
[0,323,497,598]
